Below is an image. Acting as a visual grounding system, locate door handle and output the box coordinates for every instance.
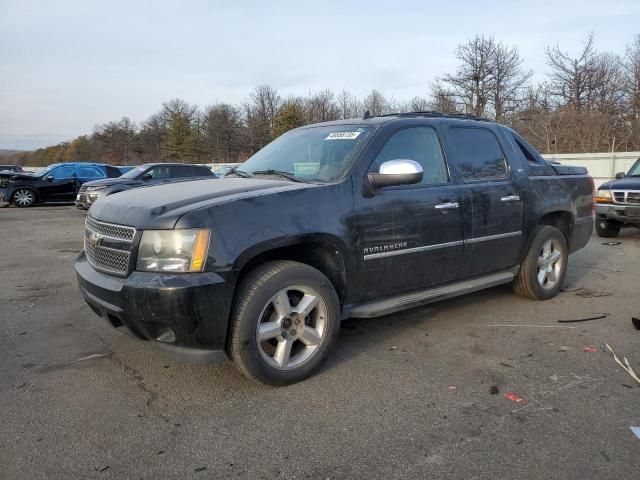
[501,195,521,202]
[435,202,460,210]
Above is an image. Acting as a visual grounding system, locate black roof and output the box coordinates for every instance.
[306,111,495,129]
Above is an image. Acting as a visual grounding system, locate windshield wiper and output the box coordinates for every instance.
[226,167,252,178]
[252,170,303,183]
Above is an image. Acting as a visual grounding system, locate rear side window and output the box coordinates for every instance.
[170,166,195,177]
[77,166,104,178]
[194,166,213,176]
[449,127,507,182]
[372,126,449,186]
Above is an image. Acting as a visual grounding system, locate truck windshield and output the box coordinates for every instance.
[237,125,374,183]
[628,160,640,176]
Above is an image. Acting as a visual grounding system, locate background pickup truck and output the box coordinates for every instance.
[75,112,594,385]
[594,158,640,237]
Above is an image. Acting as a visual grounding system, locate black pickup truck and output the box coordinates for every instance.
[75,112,593,385]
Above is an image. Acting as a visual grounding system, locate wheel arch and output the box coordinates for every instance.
[537,210,574,246]
[233,235,350,304]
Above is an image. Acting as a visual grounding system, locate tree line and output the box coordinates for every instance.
[5,33,640,167]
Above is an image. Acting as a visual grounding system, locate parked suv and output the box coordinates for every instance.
[0,163,121,207]
[594,158,640,237]
[75,163,216,209]
[76,113,593,385]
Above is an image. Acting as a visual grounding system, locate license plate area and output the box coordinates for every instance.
[624,207,640,217]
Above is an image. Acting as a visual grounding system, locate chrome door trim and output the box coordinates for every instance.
[465,231,522,244]
[434,202,460,210]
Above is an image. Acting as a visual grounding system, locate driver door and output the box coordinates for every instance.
[39,165,78,201]
[353,126,465,300]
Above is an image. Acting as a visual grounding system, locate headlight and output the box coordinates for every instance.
[595,189,612,203]
[86,185,107,192]
[136,229,210,273]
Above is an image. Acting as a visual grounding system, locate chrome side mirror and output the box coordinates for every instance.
[368,159,423,188]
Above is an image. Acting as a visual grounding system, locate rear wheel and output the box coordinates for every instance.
[595,218,621,238]
[513,225,568,300]
[230,261,340,385]
[12,189,36,207]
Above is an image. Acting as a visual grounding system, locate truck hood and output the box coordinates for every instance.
[89,177,313,229]
[598,177,640,190]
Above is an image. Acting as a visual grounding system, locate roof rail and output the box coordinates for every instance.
[375,110,492,122]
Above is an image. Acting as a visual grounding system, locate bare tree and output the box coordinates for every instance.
[306,89,340,123]
[245,85,281,150]
[337,89,355,119]
[429,80,461,113]
[363,89,387,116]
[492,43,532,121]
[441,35,497,116]
[545,33,601,109]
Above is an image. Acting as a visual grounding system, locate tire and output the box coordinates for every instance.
[12,188,36,207]
[595,218,621,238]
[230,260,340,386]
[513,225,568,300]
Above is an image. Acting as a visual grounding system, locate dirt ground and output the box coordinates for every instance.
[1,206,639,479]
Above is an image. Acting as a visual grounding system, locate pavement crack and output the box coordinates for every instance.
[109,353,159,408]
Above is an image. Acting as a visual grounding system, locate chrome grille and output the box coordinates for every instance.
[84,217,136,275]
[86,216,136,242]
[612,190,640,205]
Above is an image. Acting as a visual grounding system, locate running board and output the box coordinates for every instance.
[347,269,517,319]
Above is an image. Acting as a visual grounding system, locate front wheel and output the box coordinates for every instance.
[230,261,340,385]
[595,218,621,238]
[12,189,36,207]
[513,225,568,300]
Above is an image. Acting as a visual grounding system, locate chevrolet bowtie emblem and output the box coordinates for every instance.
[89,232,103,247]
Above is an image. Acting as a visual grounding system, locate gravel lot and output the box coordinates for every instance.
[1,206,639,479]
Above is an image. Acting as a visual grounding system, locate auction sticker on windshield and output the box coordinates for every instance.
[325,131,362,140]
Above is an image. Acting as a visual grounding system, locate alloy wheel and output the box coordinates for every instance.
[537,239,563,289]
[255,284,328,370]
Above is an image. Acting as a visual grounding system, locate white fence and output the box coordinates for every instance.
[542,152,640,188]
[20,153,640,188]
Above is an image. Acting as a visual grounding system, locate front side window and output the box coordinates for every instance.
[371,127,449,186]
[50,165,76,180]
[239,125,374,183]
[449,127,507,182]
[148,166,171,179]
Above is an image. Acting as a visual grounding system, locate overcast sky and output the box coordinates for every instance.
[1,0,639,150]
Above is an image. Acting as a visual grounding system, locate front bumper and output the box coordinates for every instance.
[596,203,640,225]
[75,251,237,364]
